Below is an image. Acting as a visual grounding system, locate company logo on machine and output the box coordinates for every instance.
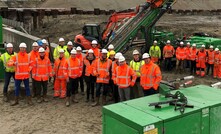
[202,108,209,117]
[143,125,158,134]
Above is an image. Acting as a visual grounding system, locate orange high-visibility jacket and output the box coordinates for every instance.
[214,53,221,66]
[53,57,68,80]
[45,46,50,58]
[140,61,162,90]
[7,52,31,80]
[67,57,82,79]
[84,58,95,76]
[76,53,84,71]
[196,50,208,68]
[114,63,137,88]
[163,45,175,58]
[91,48,100,59]
[176,47,186,60]
[185,47,191,60]
[92,58,112,84]
[190,48,198,61]
[29,50,39,63]
[207,50,215,64]
[111,61,118,82]
[32,56,52,81]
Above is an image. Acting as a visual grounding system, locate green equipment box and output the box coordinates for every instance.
[103,85,221,134]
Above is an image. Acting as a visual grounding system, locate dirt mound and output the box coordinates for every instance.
[40,0,221,10]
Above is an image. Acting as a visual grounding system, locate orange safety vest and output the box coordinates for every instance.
[29,50,39,63]
[114,64,137,88]
[176,47,186,60]
[92,58,112,83]
[76,53,84,71]
[91,47,100,59]
[214,53,221,66]
[207,50,215,64]
[196,50,207,68]
[190,48,198,61]
[163,45,175,58]
[67,57,82,79]
[8,52,31,80]
[54,57,68,80]
[140,61,162,90]
[185,47,191,60]
[111,61,119,81]
[32,56,52,81]
[84,58,95,76]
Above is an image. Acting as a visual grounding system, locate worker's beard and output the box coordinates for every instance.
[40,55,45,60]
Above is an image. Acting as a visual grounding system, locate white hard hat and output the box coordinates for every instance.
[210,45,214,49]
[32,42,39,47]
[215,48,219,51]
[167,40,171,44]
[115,52,122,59]
[91,40,98,45]
[108,44,114,49]
[118,56,126,62]
[180,42,184,45]
[101,49,108,53]
[202,45,205,48]
[59,49,64,53]
[154,40,157,44]
[71,49,77,54]
[192,43,196,47]
[142,53,150,59]
[19,43,27,48]
[67,41,73,46]
[187,42,190,45]
[59,38,65,42]
[88,49,94,53]
[6,43,13,48]
[76,46,82,51]
[38,47,45,53]
[42,39,47,44]
[133,50,139,55]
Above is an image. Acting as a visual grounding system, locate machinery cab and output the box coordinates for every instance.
[74,24,102,50]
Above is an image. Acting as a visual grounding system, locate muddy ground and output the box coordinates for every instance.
[1,13,221,134]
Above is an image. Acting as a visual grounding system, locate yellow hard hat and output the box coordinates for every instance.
[109,50,116,55]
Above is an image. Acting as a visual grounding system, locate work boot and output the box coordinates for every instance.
[11,96,19,106]
[72,95,78,103]
[37,96,42,103]
[27,96,33,105]
[91,97,100,107]
[3,93,8,102]
[43,95,48,102]
[102,96,107,105]
[66,97,70,107]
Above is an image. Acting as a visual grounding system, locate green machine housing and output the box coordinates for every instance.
[103,85,221,134]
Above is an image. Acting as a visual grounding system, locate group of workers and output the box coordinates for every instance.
[0,38,162,107]
[149,40,221,78]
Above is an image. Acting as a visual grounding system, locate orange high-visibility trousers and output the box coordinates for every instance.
[213,64,220,78]
[54,79,67,98]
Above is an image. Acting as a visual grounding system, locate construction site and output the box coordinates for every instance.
[0,0,221,134]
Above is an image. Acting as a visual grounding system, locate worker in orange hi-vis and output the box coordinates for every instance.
[32,47,52,103]
[163,40,175,71]
[42,39,50,59]
[185,42,191,68]
[91,49,112,106]
[65,49,82,107]
[114,56,137,102]
[189,44,198,75]
[175,42,186,73]
[196,45,208,77]
[140,53,162,96]
[213,48,221,79]
[91,40,100,59]
[29,42,39,98]
[53,49,68,99]
[207,45,215,76]
[76,46,85,95]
